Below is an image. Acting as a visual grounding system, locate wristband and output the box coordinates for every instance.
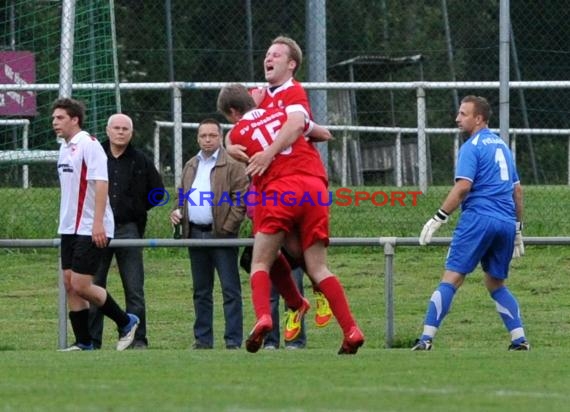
[436,209,449,222]
[305,120,315,136]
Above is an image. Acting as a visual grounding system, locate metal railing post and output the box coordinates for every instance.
[172,86,183,187]
[416,87,428,193]
[383,238,396,348]
[58,244,67,349]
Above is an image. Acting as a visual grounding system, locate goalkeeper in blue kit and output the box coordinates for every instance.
[412,95,529,351]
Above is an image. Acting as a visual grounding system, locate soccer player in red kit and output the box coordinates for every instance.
[227,36,334,343]
[218,83,364,355]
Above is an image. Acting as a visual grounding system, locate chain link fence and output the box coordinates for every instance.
[1,0,569,239]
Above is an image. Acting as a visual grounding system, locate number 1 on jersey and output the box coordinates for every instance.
[495,147,509,181]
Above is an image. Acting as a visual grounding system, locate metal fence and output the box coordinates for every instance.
[2,236,569,349]
[2,1,570,238]
[4,79,570,189]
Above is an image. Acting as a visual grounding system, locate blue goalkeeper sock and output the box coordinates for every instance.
[420,282,456,341]
[491,286,526,344]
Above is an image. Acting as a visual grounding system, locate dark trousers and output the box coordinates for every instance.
[264,267,306,348]
[89,222,147,348]
[188,227,243,348]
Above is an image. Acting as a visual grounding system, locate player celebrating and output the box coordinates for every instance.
[227,36,334,345]
[217,83,364,355]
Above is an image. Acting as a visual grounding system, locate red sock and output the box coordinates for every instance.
[269,254,304,309]
[318,276,356,335]
[250,271,271,319]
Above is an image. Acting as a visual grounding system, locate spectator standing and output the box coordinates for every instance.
[170,118,248,349]
[89,113,164,350]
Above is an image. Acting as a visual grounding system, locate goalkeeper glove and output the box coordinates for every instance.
[419,209,449,245]
[512,221,524,258]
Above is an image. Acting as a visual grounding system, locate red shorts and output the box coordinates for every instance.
[253,175,330,251]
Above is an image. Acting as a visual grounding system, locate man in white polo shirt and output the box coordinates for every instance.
[53,97,139,351]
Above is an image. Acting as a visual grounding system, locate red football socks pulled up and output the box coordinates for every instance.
[250,270,272,319]
[318,275,356,335]
[269,254,304,310]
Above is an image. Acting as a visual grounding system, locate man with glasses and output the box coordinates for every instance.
[170,118,248,350]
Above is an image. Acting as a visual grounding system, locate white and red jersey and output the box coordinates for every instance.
[256,78,312,118]
[229,106,326,191]
[57,130,114,237]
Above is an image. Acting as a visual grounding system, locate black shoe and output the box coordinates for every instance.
[191,341,213,350]
[131,340,148,350]
[508,341,530,351]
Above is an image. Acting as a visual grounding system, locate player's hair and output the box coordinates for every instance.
[217,84,256,117]
[197,118,222,136]
[461,95,492,123]
[51,97,86,127]
[271,35,303,75]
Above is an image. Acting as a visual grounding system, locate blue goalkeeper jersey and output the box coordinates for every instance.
[455,128,519,222]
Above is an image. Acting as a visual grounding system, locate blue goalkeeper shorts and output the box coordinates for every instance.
[445,211,516,279]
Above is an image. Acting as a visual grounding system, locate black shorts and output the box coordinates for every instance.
[60,234,107,275]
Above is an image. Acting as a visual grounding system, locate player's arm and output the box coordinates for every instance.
[225,129,249,163]
[246,111,305,176]
[250,87,267,106]
[513,182,523,223]
[419,178,471,245]
[92,180,108,248]
[440,178,472,215]
[512,182,525,258]
[306,121,333,142]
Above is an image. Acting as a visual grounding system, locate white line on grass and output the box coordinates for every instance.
[333,385,570,400]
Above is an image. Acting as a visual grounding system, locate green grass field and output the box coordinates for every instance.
[2,186,570,411]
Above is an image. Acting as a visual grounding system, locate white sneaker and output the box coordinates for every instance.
[58,342,94,352]
[117,313,140,351]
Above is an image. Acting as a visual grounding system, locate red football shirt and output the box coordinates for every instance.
[229,105,326,191]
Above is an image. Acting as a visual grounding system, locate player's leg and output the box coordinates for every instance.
[69,236,138,351]
[282,235,332,328]
[88,247,114,349]
[303,242,364,354]
[59,235,93,351]
[482,219,529,350]
[263,284,281,349]
[486,274,529,350]
[246,231,285,353]
[412,212,487,351]
[285,267,307,349]
[411,270,463,351]
[269,251,306,311]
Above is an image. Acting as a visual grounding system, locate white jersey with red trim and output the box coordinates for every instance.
[57,130,114,237]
